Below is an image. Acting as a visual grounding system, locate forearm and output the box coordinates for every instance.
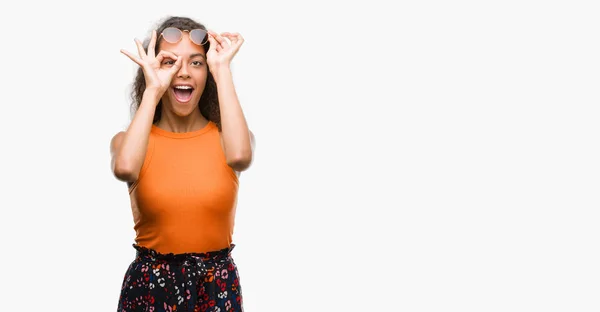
[213,67,252,167]
[114,89,161,179]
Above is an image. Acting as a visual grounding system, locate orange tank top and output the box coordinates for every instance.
[128,121,239,254]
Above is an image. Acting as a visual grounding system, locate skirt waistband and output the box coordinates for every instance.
[132,243,235,263]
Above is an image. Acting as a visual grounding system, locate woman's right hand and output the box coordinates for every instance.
[120,30,182,97]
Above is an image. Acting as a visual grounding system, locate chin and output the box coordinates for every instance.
[173,107,197,117]
[174,101,199,114]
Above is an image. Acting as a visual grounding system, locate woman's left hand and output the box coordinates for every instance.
[206,30,244,72]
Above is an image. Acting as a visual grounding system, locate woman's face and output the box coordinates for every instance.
[158,31,208,117]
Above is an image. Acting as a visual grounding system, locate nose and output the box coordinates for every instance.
[177,63,190,79]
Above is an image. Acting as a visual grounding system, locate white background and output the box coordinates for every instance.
[1,0,599,311]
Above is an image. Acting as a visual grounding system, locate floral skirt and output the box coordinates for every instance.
[117,244,243,312]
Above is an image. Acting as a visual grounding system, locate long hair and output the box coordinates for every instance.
[129,16,221,130]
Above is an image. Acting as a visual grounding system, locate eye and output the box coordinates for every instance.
[192,61,203,66]
[163,60,175,66]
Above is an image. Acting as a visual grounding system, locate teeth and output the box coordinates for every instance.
[174,86,192,90]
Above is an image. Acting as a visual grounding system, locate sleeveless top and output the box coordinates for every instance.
[128,121,239,254]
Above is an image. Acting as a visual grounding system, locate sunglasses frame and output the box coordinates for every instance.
[160,27,209,46]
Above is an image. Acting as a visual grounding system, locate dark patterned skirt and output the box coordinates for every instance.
[117,244,243,312]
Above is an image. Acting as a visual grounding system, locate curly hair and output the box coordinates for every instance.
[129,16,221,130]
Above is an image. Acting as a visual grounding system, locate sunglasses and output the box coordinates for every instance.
[160,27,209,46]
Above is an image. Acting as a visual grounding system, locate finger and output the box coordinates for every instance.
[209,30,229,49]
[207,34,219,53]
[169,55,183,74]
[208,30,221,50]
[233,32,244,45]
[220,32,236,44]
[120,49,143,67]
[207,29,218,39]
[222,32,244,47]
[134,38,146,58]
[156,50,178,62]
[220,32,240,40]
[209,34,223,52]
[218,33,231,48]
[147,30,157,57]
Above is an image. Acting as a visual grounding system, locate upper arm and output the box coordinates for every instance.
[110,131,126,159]
[222,129,255,176]
[236,130,255,176]
[219,130,255,154]
[110,131,129,180]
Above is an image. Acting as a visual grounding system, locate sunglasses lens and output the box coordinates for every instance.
[162,27,181,43]
[190,29,208,45]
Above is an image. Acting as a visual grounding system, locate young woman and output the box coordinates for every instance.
[110,16,254,312]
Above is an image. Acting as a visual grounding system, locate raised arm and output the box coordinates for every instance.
[207,30,254,172]
[111,30,182,182]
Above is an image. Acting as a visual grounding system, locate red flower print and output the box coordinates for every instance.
[143,294,156,305]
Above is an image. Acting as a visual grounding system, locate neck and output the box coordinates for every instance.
[156,107,209,133]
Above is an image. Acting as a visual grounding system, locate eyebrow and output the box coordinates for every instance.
[190,53,206,60]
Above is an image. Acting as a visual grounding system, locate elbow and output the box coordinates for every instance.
[112,158,139,182]
[226,152,253,172]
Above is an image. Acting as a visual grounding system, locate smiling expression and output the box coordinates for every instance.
[158,34,208,117]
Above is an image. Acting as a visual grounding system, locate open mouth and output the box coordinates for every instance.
[172,85,195,103]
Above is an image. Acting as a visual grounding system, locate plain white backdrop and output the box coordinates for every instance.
[1,0,599,311]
